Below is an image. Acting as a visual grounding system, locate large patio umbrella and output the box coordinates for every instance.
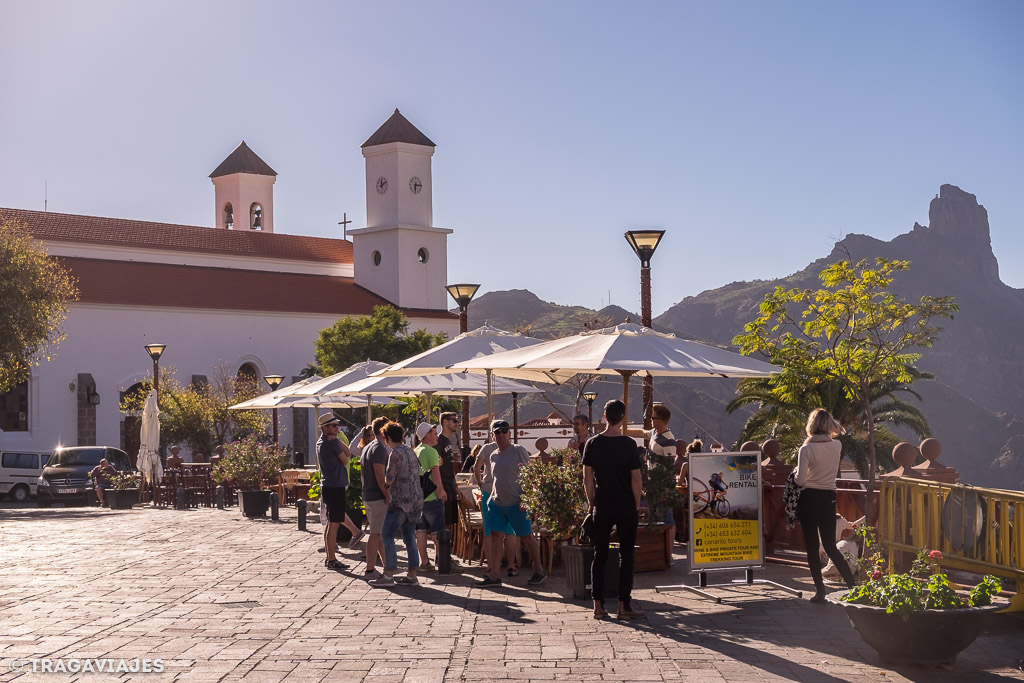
[451,322,778,419]
[369,324,547,423]
[228,375,324,409]
[136,389,163,504]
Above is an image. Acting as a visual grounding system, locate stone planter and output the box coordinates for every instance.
[826,590,1002,666]
[563,543,620,600]
[107,488,139,510]
[238,490,271,518]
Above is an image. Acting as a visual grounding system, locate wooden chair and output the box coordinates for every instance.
[458,497,485,565]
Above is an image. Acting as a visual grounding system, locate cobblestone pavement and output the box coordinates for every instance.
[1,503,1021,682]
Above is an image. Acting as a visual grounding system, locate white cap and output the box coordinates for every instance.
[415,422,436,440]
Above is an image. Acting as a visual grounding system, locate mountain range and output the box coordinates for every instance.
[465,184,1023,490]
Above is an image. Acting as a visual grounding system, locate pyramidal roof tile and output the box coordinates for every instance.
[361,109,436,148]
[209,141,277,178]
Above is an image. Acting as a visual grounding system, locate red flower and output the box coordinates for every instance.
[871,570,882,581]
[928,550,943,559]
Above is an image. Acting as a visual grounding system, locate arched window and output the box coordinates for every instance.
[250,203,263,230]
[237,363,258,380]
[224,203,234,230]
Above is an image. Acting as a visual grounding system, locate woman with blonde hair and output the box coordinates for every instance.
[795,408,855,602]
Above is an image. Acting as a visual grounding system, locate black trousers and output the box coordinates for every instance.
[592,504,638,605]
[797,488,855,590]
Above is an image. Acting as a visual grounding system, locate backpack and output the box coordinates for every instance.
[420,469,437,499]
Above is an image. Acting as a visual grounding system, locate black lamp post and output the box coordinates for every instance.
[264,374,284,444]
[144,344,167,399]
[583,391,598,428]
[446,283,481,452]
[625,229,665,429]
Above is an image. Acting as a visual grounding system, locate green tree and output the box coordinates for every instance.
[0,219,79,391]
[727,370,934,476]
[733,257,957,518]
[314,305,447,374]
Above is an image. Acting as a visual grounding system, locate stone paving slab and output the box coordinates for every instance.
[1,503,1021,682]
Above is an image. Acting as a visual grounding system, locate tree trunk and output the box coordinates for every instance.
[863,393,877,524]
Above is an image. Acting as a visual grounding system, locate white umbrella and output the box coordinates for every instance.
[451,322,779,417]
[369,324,547,423]
[228,375,324,409]
[137,389,163,504]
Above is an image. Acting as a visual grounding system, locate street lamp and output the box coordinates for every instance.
[264,374,284,444]
[583,391,598,428]
[446,283,481,454]
[625,229,665,429]
[144,344,167,398]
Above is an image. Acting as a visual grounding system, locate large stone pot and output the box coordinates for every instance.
[826,590,1001,666]
[238,490,271,518]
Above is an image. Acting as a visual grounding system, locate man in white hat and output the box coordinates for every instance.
[317,412,352,571]
[414,422,447,571]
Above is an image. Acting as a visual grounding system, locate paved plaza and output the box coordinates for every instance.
[1,503,1021,682]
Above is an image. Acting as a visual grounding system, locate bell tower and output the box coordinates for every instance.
[210,141,277,232]
[349,110,451,310]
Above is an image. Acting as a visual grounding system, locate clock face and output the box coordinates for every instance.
[409,176,423,194]
[376,176,388,195]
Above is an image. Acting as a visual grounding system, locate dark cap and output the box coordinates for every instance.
[490,419,510,432]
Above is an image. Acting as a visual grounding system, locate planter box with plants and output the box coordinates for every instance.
[212,437,289,518]
[106,471,142,510]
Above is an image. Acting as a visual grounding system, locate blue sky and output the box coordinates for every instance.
[2,1,1021,317]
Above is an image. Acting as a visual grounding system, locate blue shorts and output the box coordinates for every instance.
[417,499,445,533]
[486,498,533,537]
[480,491,515,537]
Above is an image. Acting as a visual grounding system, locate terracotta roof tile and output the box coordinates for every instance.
[1,207,351,265]
[361,109,436,148]
[58,257,456,319]
[209,141,277,177]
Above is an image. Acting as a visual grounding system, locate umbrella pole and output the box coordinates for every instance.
[512,392,519,444]
[618,370,636,427]
[486,369,494,424]
[367,394,373,426]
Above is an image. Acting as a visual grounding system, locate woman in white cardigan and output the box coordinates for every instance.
[795,408,856,602]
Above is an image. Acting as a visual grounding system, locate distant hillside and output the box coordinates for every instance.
[465,289,622,339]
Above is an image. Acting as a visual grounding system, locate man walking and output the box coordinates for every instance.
[567,414,593,455]
[583,400,644,619]
[479,419,547,587]
[317,412,352,571]
[360,416,391,579]
[414,422,448,571]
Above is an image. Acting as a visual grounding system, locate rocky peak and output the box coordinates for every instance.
[910,184,999,280]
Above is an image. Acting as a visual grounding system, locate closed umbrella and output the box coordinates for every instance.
[137,389,163,504]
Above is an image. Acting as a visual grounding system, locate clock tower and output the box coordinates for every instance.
[350,109,452,310]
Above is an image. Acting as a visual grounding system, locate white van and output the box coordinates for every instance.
[0,451,51,502]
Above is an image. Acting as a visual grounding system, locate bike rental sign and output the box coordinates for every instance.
[687,451,764,570]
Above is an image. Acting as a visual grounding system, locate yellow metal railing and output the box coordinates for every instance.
[879,478,1024,581]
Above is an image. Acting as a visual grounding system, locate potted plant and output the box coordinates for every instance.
[107,471,141,509]
[630,449,680,571]
[827,527,1005,666]
[521,448,619,599]
[212,437,289,518]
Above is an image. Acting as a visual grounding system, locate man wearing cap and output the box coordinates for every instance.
[477,419,547,587]
[414,422,448,571]
[317,412,352,571]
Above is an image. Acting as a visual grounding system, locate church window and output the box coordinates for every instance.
[417,247,429,264]
[0,380,29,431]
[250,203,263,230]
[237,363,258,380]
[372,250,382,267]
[224,203,234,229]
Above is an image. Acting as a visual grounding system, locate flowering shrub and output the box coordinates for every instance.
[842,527,1002,620]
[520,448,588,541]
[211,437,289,491]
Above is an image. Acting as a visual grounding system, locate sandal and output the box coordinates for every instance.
[324,559,347,570]
[593,607,609,619]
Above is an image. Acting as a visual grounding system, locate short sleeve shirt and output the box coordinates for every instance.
[416,444,441,502]
[582,434,643,509]
[386,444,423,519]
[489,444,531,507]
[317,436,348,488]
[360,440,390,502]
[435,434,458,490]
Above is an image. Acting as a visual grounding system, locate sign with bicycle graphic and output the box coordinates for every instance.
[688,451,764,570]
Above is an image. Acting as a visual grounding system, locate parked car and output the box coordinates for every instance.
[37,447,134,508]
[0,450,51,502]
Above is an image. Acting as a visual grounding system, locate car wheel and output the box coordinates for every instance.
[10,485,29,503]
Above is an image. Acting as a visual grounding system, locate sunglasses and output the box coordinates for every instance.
[494,428,510,434]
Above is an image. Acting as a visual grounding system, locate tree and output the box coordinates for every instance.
[0,219,78,391]
[727,370,934,476]
[314,305,447,374]
[733,257,957,518]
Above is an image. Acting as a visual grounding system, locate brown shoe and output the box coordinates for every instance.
[593,606,608,619]
[616,607,645,619]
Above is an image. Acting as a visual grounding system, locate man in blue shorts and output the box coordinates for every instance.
[478,419,546,587]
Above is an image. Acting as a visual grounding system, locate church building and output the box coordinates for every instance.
[0,110,459,461]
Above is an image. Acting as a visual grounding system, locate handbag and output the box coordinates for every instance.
[578,512,595,545]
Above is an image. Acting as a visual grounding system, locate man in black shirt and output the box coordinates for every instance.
[583,399,644,620]
[436,412,462,527]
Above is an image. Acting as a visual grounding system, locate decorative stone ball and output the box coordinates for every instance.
[740,441,761,452]
[761,439,781,460]
[919,438,942,462]
[892,442,917,469]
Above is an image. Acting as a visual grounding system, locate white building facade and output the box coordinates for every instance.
[0,111,458,462]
